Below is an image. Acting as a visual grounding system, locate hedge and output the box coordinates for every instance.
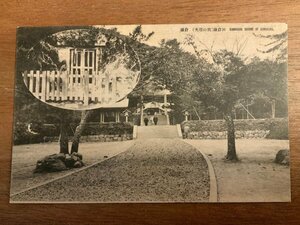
[181,118,289,139]
[13,122,133,145]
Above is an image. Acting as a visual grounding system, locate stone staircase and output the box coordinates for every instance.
[136,125,180,139]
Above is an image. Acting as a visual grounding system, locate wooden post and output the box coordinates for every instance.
[55,71,60,100]
[36,70,40,99]
[69,72,73,101]
[74,69,78,100]
[92,72,97,102]
[50,71,55,100]
[41,71,47,101]
[140,95,144,126]
[81,50,85,102]
[29,70,34,93]
[84,70,89,106]
[61,71,67,101]
[46,71,50,101]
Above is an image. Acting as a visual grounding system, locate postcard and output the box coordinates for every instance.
[10,23,290,203]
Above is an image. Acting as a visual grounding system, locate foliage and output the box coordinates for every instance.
[266,119,289,140]
[13,122,133,145]
[81,122,133,136]
[243,57,287,109]
[181,118,288,133]
[130,38,201,122]
[191,50,248,114]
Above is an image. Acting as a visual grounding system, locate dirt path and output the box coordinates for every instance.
[11,141,134,194]
[11,139,209,202]
[185,139,290,202]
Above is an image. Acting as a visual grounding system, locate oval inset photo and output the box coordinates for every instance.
[22,28,141,110]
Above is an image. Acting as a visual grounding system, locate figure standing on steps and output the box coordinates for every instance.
[144,117,149,126]
[153,113,158,125]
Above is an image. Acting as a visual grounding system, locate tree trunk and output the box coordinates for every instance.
[70,110,92,153]
[59,117,69,154]
[224,112,238,161]
[140,95,144,126]
[271,99,276,118]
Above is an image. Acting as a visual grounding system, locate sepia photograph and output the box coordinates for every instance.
[10,23,290,203]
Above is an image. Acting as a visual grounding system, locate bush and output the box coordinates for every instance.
[13,122,133,145]
[13,122,59,145]
[266,119,289,139]
[181,118,289,139]
[80,122,133,136]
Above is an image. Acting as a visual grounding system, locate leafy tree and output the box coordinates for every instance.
[244,57,288,118]
[136,39,200,123]
[191,50,248,161]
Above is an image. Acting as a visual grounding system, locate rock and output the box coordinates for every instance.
[55,153,66,161]
[65,154,75,168]
[34,152,85,173]
[275,149,290,165]
[49,159,67,172]
[34,154,67,173]
[73,161,83,168]
[71,155,79,162]
[71,152,83,160]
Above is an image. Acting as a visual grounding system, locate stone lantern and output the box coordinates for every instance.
[184,110,190,122]
[122,109,131,123]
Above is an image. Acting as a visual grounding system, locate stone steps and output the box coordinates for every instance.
[137,125,179,139]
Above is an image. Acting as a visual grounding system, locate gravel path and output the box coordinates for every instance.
[11,139,209,202]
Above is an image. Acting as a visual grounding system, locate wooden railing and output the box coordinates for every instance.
[22,70,119,106]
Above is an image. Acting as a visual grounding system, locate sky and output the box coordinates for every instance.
[101,23,287,61]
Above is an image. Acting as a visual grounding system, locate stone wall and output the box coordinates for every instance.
[43,134,133,143]
[186,130,270,139]
[80,134,133,142]
[182,118,288,139]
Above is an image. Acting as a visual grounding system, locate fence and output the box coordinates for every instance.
[23,70,119,106]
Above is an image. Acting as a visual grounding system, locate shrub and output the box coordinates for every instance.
[13,122,133,145]
[181,118,289,139]
[266,119,289,139]
[80,122,133,136]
